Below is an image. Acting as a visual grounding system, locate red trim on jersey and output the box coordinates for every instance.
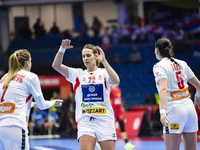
[1,86,8,103]
[74,77,80,96]
[89,73,93,75]
[26,94,32,104]
[104,78,107,89]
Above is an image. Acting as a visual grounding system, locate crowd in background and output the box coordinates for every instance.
[17,10,200,47]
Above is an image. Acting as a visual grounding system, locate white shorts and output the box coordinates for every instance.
[0,126,29,150]
[77,117,118,142]
[163,103,198,134]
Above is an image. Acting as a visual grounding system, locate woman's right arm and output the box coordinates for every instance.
[52,39,73,78]
[29,75,63,110]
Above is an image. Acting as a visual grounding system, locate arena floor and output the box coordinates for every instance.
[29,136,200,150]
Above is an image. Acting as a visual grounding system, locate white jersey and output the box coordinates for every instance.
[67,67,115,123]
[0,70,55,133]
[153,57,195,110]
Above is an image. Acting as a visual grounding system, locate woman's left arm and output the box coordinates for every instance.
[96,46,120,84]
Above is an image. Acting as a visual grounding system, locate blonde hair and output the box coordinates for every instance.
[83,44,100,67]
[4,49,30,87]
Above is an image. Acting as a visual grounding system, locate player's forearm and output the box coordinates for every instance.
[52,50,64,70]
[159,88,168,110]
[101,60,120,84]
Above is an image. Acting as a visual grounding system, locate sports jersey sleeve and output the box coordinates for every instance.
[102,68,115,86]
[153,64,168,83]
[28,74,55,110]
[184,62,195,80]
[66,67,82,84]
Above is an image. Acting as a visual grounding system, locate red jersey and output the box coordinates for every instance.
[110,87,124,121]
[110,87,122,108]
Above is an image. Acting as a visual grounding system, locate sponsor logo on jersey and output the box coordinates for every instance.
[81,102,106,108]
[26,116,29,122]
[0,103,15,113]
[170,88,190,101]
[82,107,106,114]
[98,75,102,80]
[89,86,95,92]
[170,123,180,130]
[112,133,116,137]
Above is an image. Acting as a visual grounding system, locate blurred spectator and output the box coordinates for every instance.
[79,18,88,36]
[173,25,185,43]
[111,25,120,44]
[126,47,142,64]
[18,22,32,39]
[143,91,154,105]
[50,91,60,112]
[92,16,102,36]
[28,107,47,135]
[49,22,60,35]
[112,52,121,64]
[44,107,59,135]
[63,91,76,136]
[120,20,131,43]
[60,29,72,39]
[33,18,46,38]
[101,27,111,51]
[74,33,89,47]
[138,25,147,42]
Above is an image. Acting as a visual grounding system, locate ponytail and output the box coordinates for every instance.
[3,49,30,87]
[156,38,180,66]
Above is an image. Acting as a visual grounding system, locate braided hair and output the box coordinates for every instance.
[155,38,179,66]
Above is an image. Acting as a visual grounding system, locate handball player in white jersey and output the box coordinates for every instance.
[0,49,63,150]
[52,39,120,150]
[153,38,200,150]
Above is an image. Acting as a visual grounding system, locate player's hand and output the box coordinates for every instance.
[96,46,106,62]
[54,99,63,107]
[31,102,37,108]
[160,113,169,127]
[61,39,73,49]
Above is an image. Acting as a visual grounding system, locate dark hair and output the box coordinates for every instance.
[155,38,179,65]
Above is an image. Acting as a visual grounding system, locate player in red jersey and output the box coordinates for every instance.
[110,83,135,149]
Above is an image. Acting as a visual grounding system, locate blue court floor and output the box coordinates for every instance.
[29,136,200,150]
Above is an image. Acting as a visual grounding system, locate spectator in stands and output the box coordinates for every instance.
[143,91,154,105]
[49,22,60,35]
[110,83,135,149]
[111,25,120,45]
[18,22,32,39]
[91,16,102,36]
[60,29,72,39]
[173,25,185,43]
[120,20,131,43]
[126,47,142,64]
[50,91,60,112]
[44,107,59,135]
[101,27,111,51]
[33,18,46,39]
[63,91,76,136]
[29,107,47,135]
[79,18,89,36]
[112,52,121,64]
